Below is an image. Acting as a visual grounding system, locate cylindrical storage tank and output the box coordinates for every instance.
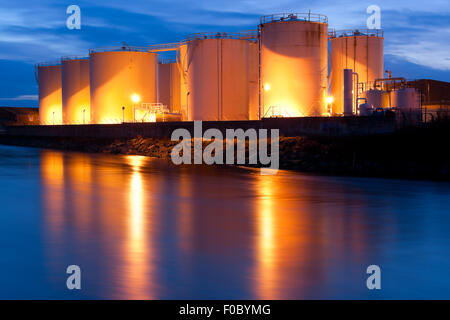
[391,88,421,110]
[89,50,157,124]
[185,32,255,121]
[61,57,90,124]
[37,63,62,125]
[260,13,328,117]
[363,89,390,109]
[330,30,384,115]
[158,62,181,113]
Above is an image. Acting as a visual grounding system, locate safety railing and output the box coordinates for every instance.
[89,45,152,54]
[328,29,384,38]
[35,60,61,67]
[260,13,328,24]
[61,55,89,61]
[185,30,258,42]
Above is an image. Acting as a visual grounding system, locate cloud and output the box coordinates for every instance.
[0,94,38,101]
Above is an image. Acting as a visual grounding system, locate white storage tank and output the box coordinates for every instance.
[260,13,328,117]
[158,62,181,113]
[89,48,158,124]
[184,32,257,121]
[61,57,90,124]
[330,29,384,115]
[363,89,390,109]
[391,88,421,110]
[37,63,62,125]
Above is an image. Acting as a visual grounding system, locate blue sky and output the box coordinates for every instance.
[0,0,449,107]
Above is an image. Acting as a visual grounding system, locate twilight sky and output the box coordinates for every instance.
[0,0,449,107]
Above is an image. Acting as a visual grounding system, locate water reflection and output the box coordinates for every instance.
[32,148,450,299]
[124,155,152,299]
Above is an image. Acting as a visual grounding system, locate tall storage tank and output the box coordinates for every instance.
[330,29,384,115]
[61,57,90,124]
[37,63,62,125]
[184,31,257,121]
[260,13,328,117]
[158,62,181,113]
[89,48,158,124]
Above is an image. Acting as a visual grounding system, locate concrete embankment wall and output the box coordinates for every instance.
[4,116,396,139]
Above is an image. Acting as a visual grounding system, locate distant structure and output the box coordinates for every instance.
[0,107,39,126]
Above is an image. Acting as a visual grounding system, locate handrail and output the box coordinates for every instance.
[89,45,152,54]
[260,13,328,24]
[329,29,384,38]
[185,30,258,41]
[61,55,89,61]
[35,61,61,67]
[89,41,186,54]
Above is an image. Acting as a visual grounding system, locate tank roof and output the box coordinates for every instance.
[260,13,328,25]
[185,31,258,42]
[329,29,384,39]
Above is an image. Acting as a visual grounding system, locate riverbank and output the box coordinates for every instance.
[1,121,449,180]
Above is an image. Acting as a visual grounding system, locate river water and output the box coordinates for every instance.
[0,145,449,299]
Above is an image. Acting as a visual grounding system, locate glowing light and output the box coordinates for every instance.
[264,83,271,92]
[326,96,334,104]
[131,93,141,104]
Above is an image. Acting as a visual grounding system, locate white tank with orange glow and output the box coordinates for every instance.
[61,57,90,124]
[391,88,421,110]
[89,48,158,124]
[362,89,390,109]
[260,13,328,117]
[37,63,62,125]
[158,61,181,113]
[330,29,384,115]
[184,31,258,121]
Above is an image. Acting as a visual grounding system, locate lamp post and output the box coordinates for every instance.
[122,106,125,123]
[52,111,55,125]
[131,93,141,123]
[326,96,334,115]
[186,91,190,119]
[83,108,86,124]
[261,83,270,119]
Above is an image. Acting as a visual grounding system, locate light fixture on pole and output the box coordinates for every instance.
[131,93,141,123]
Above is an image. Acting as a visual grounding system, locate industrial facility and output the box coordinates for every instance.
[35,12,439,126]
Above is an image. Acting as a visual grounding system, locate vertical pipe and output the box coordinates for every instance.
[344,68,353,116]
